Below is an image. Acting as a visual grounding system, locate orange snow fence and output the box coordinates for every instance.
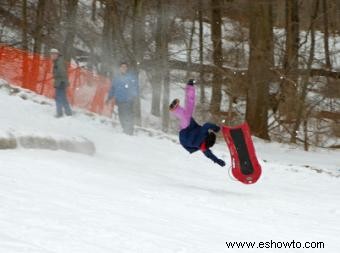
[0,44,112,116]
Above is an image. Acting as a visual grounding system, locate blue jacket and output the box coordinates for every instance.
[179,118,221,164]
[108,72,139,103]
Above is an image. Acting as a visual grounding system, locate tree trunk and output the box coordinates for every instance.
[246,0,273,140]
[151,0,166,117]
[29,0,46,90]
[186,17,195,79]
[162,66,170,131]
[303,118,309,151]
[151,81,161,117]
[132,0,144,69]
[32,0,46,53]
[22,0,29,87]
[160,1,170,131]
[101,0,116,76]
[62,0,79,62]
[290,0,319,144]
[91,0,97,21]
[22,0,28,50]
[132,0,144,126]
[198,0,205,104]
[210,0,223,116]
[322,0,331,69]
[280,0,299,121]
[284,0,299,71]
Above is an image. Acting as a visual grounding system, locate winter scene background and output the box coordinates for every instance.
[0,0,339,252]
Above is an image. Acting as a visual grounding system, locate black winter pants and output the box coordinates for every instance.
[117,101,135,135]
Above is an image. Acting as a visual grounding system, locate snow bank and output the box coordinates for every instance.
[0,130,95,155]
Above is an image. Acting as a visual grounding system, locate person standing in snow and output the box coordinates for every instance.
[106,62,139,135]
[50,48,72,118]
[170,79,225,167]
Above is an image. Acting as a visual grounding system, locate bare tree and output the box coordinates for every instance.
[322,0,331,69]
[21,0,28,50]
[32,0,46,53]
[62,0,79,62]
[198,0,205,104]
[279,0,299,122]
[132,0,145,126]
[150,8,162,117]
[291,0,319,146]
[246,0,274,140]
[151,0,169,118]
[21,0,29,87]
[101,0,117,76]
[210,0,223,116]
[186,16,196,80]
[132,0,145,69]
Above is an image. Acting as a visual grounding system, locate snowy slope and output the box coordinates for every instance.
[0,87,339,253]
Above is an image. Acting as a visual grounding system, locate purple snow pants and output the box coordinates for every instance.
[171,85,196,130]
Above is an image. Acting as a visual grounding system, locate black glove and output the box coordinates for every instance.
[216,159,226,167]
[187,79,196,86]
[213,125,220,133]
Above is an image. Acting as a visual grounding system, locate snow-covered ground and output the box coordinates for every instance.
[0,86,339,253]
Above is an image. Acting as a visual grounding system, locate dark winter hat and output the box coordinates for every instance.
[205,132,216,148]
[119,61,128,66]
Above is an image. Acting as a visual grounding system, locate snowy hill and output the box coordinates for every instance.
[0,85,339,253]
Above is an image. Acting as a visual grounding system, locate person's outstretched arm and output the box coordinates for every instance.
[202,149,225,167]
[182,79,197,117]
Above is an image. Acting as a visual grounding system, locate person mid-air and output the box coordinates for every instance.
[169,79,225,167]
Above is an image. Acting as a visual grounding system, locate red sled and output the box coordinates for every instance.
[221,122,262,184]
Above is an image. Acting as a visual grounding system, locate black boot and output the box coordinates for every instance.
[187,79,196,86]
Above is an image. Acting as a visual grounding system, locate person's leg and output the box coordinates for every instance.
[60,87,72,116]
[55,88,63,117]
[117,103,126,132]
[127,101,135,135]
[118,102,131,135]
